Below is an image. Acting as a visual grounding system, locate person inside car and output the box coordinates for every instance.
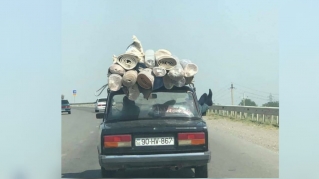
[121,96,140,119]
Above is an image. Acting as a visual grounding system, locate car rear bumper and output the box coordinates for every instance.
[99,151,211,170]
[95,106,105,110]
[61,108,70,112]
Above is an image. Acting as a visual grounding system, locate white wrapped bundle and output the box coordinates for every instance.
[108,74,122,91]
[152,67,166,77]
[172,77,186,87]
[127,83,140,101]
[109,64,125,76]
[163,74,174,89]
[155,49,177,70]
[122,70,138,87]
[180,59,198,77]
[144,49,156,68]
[167,63,185,81]
[137,68,154,89]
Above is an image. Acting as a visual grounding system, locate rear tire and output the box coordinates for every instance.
[101,167,116,178]
[95,109,99,112]
[194,164,208,178]
[68,111,71,114]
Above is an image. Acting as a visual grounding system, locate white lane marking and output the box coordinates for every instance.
[96,126,99,128]
[90,131,94,134]
[79,140,84,143]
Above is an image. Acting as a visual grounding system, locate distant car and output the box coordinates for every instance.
[95,97,108,112]
[61,100,71,114]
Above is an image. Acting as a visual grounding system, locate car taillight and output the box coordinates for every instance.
[178,132,205,146]
[104,135,131,148]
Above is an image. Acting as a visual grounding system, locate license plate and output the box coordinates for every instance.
[135,137,174,146]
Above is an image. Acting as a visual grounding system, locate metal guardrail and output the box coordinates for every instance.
[209,105,279,116]
[208,105,279,125]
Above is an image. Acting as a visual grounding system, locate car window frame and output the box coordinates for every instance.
[104,86,201,122]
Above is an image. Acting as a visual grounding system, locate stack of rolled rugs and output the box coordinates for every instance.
[108,35,198,101]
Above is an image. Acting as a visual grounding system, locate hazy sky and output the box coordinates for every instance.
[62,0,278,106]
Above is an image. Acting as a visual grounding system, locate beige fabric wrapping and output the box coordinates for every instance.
[122,70,138,87]
[163,74,174,89]
[139,87,152,99]
[116,53,139,70]
[137,68,154,89]
[152,67,167,77]
[144,49,156,68]
[155,49,177,70]
[126,35,145,63]
[114,36,144,70]
[109,64,125,76]
[127,83,140,101]
[108,74,122,91]
[180,59,198,77]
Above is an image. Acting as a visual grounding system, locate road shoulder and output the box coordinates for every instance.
[204,116,279,152]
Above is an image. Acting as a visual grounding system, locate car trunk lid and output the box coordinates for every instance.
[101,118,208,155]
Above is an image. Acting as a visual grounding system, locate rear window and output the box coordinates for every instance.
[62,100,69,104]
[98,98,107,102]
[107,91,200,121]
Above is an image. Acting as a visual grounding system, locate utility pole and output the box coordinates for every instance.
[242,93,248,106]
[230,83,235,105]
[269,93,273,102]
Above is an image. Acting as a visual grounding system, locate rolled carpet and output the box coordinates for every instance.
[116,53,139,70]
[127,83,140,101]
[180,59,198,77]
[152,67,167,77]
[122,70,138,88]
[163,74,174,89]
[109,64,125,76]
[108,74,122,91]
[155,49,177,70]
[172,77,186,87]
[167,63,185,81]
[126,35,145,63]
[137,68,154,89]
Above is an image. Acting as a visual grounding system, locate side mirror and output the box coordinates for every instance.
[96,113,104,119]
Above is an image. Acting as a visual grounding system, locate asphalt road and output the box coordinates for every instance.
[62,107,279,178]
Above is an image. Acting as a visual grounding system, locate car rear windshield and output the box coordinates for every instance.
[98,98,107,102]
[107,91,200,121]
[62,100,69,104]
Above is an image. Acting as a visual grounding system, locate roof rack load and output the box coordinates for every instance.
[96,36,198,100]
